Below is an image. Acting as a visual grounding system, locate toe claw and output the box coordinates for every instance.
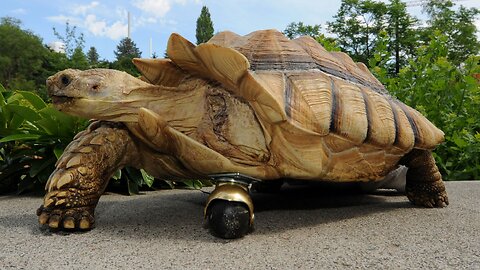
[38,212,49,225]
[79,218,91,230]
[48,215,61,228]
[63,217,76,229]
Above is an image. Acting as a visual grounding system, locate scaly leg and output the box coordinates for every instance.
[37,122,139,230]
[401,149,449,208]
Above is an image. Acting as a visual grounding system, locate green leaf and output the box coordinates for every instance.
[29,157,55,178]
[0,133,41,143]
[53,146,64,159]
[0,85,7,106]
[35,118,58,135]
[127,175,140,195]
[7,104,42,122]
[140,169,155,187]
[9,113,24,130]
[112,169,122,180]
[453,135,468,148]
[17,91,47,110]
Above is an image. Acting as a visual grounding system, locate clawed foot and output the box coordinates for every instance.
[37,205,95,230]
[37,190,96,230]
[406,181,449,208]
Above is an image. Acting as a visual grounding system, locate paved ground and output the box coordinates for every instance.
[0,181,479,269]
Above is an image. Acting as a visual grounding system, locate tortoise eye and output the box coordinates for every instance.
[60,75,71,86]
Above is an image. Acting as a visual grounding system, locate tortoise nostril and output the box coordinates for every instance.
[60,75,71,86]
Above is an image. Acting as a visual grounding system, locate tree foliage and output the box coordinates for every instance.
[53,21,85,58]
[385,0,418,74]
[87,46,99,66]
[196,6,214,44]
[283,22,340,51]
[0,17,49,92]
[328,0,387,63]
[422,0,479,65]
[283,22,321,39]
[371,32,480,180]
[113,37,142,76]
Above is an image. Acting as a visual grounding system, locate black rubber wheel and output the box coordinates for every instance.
[206,200,251,239]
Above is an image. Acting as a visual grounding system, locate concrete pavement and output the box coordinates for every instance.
[1,182,479,269]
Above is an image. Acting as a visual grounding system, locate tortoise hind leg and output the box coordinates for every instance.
[37,122,138,230]
[401,149,449,208]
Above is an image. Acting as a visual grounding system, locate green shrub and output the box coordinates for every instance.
[371,31,480,180]
[0,85,88,193]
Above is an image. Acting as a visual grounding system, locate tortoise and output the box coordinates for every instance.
[38,29,448,239]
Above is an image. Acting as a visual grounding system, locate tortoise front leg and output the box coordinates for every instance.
[37,122,139,230]
[401,149,449,208]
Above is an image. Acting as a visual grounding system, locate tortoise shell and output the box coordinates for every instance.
[133,29,444,181]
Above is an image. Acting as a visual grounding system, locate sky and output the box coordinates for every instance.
[1,0,479,61]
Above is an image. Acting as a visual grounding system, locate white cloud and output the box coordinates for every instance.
[72,1,100,15]
[133,0,193,18]
[107,21,129,40]
[47,15,82,26]
[84,14,127,40]
[46,1,128,40]
[133,0,172,17]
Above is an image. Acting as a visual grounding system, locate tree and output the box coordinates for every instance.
[53,21,85,58]
[87,46,99,66]
[283,22,321,39]
[328,0,387,64]
[70,47,89,70]
[385,0,418,74]
[422,0,479,65]
[114,37,141,59]
[196,6,214,44]
[113,37,142,76]
[0,17,49,92]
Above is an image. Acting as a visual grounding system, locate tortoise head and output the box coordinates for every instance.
[47,68,155,121]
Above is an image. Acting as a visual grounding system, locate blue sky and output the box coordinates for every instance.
[1,0,478,61]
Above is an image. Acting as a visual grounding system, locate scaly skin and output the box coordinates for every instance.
[401,149,449,208]
[37,121,139,230]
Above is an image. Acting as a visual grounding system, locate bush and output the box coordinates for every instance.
[0,85,88,193]
[371,31,480,180]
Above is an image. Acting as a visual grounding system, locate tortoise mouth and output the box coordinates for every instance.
[51,95,75,104]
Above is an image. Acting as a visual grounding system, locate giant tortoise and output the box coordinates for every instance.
[38,29,448,239]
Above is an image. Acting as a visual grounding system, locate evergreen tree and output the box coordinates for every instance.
[195,6,214,44]
[87,46,99,65]
[70,47,89,70]
[114,37,142,59]
[113,37,142,76]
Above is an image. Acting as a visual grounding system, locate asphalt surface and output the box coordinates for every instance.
[1,181,479,269]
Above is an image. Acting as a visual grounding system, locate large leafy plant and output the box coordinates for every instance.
[0,85,88,193]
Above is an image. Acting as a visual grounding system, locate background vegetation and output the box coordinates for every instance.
[0,0,478,194]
